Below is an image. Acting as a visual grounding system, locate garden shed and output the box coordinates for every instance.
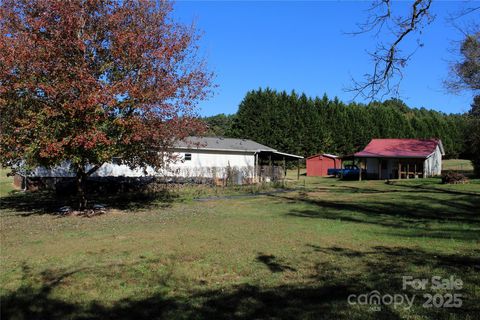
[306,154,342,177]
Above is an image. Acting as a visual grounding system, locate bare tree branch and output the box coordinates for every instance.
[448,4,480,21]
[346,0,391,36]
[347,0,434,100]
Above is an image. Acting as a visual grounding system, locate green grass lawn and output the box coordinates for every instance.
[1,166,479,319]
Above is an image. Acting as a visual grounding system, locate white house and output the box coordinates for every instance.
[14,137,303,189]
[169,136,303,183]
[353,138,445,179]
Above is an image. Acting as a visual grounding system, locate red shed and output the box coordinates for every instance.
[306,153,342,177]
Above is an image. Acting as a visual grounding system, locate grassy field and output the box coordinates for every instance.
[1,163,479,319]
[442,159,474,172]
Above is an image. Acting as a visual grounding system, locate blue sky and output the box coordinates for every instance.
[173,1,477,116]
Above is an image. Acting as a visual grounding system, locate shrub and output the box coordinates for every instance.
[441,172,469,184]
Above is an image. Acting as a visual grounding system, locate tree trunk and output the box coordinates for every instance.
[75,164,102,211]
[76,168,88,211]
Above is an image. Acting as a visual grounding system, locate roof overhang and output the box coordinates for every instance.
[437,140,445,155]
[172,147,303,159]
[307,153,339,160]
[172,147,261,153]
[354,154,429,159]
[257,150,303,159]
[271,151,303,159]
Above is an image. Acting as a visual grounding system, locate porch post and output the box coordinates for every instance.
[297,159,300,180]
[358,158,362,181]
[269,154,273,180]
[254,153,258,183]
[407,163,410,179]
[398,161,402,180]
[378,158,381,180]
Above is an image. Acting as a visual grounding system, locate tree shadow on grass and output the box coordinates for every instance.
[307,245,480,274]
[340,183,480,197]
[256,253,297,273]
[288,208,480,242]
[385,180,480,196]
[1,279,358,320]
[305,244,480,319]
[281,192,480,222]
[0,189,176,216]
[268,188,480,241]
[2,245,479,320]
[0,261,394,320]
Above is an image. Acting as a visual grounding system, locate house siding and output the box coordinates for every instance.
[23,150,256,183]
[424,145,442,177]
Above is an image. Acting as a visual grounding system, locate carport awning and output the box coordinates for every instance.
[258,150,303,160]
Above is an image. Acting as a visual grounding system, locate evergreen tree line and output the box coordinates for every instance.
[204,88,469,159]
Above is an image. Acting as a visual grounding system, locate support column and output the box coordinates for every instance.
[378,159,381,180]
[269,154,273,180]
[255,153,259,183]
[297,159,300,180]
[407,164,410,179]
[398,161,402,180]
[358,159,362,181]
[365,158,368,178]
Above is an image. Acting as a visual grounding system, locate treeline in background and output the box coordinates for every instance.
[203,88,469,159]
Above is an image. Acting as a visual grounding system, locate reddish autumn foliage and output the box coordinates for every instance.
[0,0,212,206]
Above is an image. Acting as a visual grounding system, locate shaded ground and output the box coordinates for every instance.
[1,169,479,319]
[2,245,479,320]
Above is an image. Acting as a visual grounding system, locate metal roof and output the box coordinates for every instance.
[306,153,340,160]
[354,139,444,158]
[174,137,302,159]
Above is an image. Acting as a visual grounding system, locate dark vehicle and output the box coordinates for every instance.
[327,165,362,178]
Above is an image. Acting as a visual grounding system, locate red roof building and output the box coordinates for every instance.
[354,139,444,179]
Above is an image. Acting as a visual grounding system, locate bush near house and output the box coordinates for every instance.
[442,172,469,184]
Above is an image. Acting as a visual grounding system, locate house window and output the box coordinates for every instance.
[184,153,192,161]
[112,157,122,165]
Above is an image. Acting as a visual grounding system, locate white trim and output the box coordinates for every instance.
[322,153,339,158]
[172,147,263,153]
[269,151,303,159]
[355,155,429,159]
[437,140,445,155]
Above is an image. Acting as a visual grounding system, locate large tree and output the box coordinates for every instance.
[468,96,480,176]
[446,31,480,93]
[0,0,213,208]
[448,31,480,175]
